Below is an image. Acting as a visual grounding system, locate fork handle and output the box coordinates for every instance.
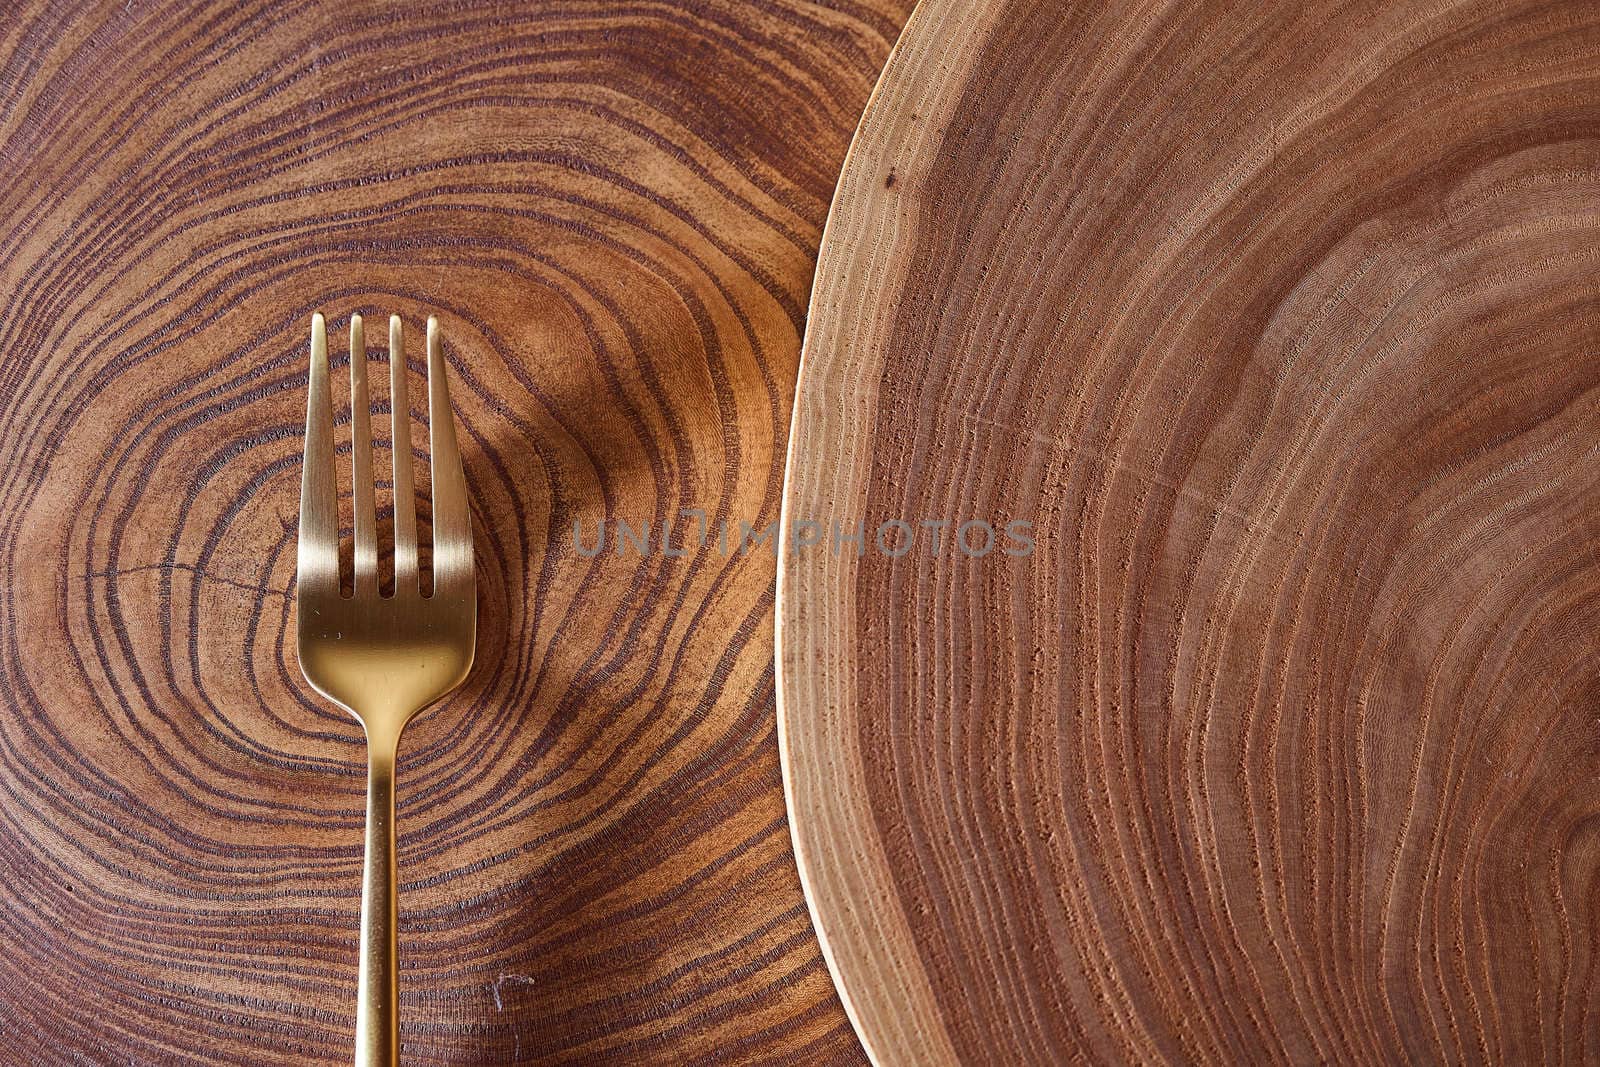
[356,742,399,1067]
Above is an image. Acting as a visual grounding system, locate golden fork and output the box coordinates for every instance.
[297,312,476,1067]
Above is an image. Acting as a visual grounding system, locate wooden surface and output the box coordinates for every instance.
[780,0,1600,1063]
[0,1,910,1062]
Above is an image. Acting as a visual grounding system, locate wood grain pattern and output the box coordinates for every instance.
[0,1,910,1062]
[780,1,1600,1063]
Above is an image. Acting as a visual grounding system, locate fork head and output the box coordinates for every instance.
[296,313,476,744]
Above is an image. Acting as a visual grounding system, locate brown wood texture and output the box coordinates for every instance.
[0,1,911,1062]
[780,0,1600,1064]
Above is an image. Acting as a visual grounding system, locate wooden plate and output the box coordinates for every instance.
[779,1,1600,1062]
[0,1,909,1061]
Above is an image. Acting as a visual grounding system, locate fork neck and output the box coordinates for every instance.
[362,716,405,767]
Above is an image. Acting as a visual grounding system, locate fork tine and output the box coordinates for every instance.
[298,313,339,597]
[389,316,419,594]
[426,316,472,595]
[350,314,378,595]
